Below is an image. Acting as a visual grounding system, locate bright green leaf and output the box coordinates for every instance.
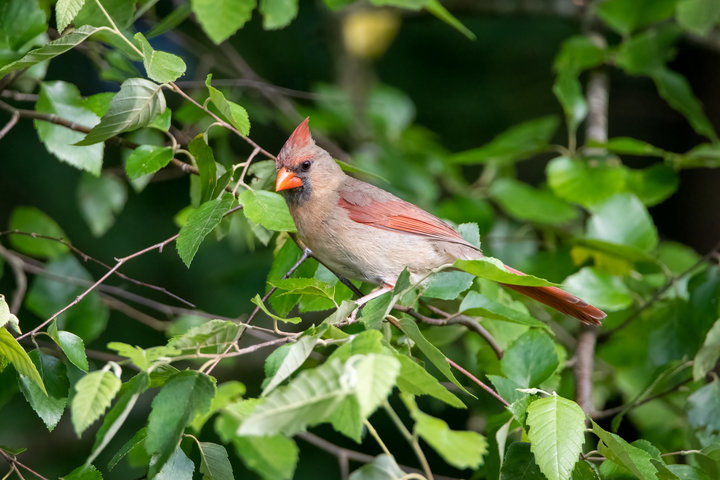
[694,318,720,381]
[154,446,195,480]
[348,454,405,480]
[107,343,181,371]
[564,267,632,312]
[526,394,586,480]
[56,0,86,32]
[240,189,296,232]
[553,36,606,74]
[592,421,660,480]
[455,257,558,287]
[625,164,678,206]
[262,333,320,395]
[61,464,103,480]
[0,327,46,394]
[9,206,68,259]
[125,145,174,180]
[490,178,578,225]
[553,71,587,134]
[459,291,548,328]
[251,294,302,324]
[259,0,298,29]
[0,0,47,52]
[423,271,474,300]
[394,354,465,408]
[48,321,88,372]
[586,193,658,253]
[168,319,242,354]
[0,294,20,334]
[71,370,121,436]
[191,0,256,44]
[547,156,626,209]
[502,329,558,388]
[134,32,186,83]
[677,0,720,36]
[597,0,678,34]
[230,434,298,480]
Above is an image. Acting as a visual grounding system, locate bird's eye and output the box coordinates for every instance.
[301,160,312,171]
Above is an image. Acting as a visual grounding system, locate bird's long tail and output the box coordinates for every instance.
[501,266,606,325]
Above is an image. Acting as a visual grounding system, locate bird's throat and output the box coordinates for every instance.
[282,183,311,206]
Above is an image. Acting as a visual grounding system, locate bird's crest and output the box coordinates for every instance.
[278,117,315,165]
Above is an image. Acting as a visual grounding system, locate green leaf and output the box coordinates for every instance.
[490,178,578,225]
[358,291,393,330]
[563,267,632,312]
[625,164,678,206]
[107,343,181,371]
[553,36,607,74]
[89,373,149,465]
[9,206,68,259]
[125,145,174,180]
[0,294,20,334]
[154,446,195,480]
[452,116,559,165]
[61,464,103,480]
[455,257,558,287]
[615,26,680,76]
[0,327,46,394]
[35,81,104,176]
[77,173,127,237]
[500,443,545,480]
[688,378,720,432]
[240,189,296,232]
[677,0,720,36]
[348,454,405,480]
[571,461,600,480]
[146,371,215,475]
[597,137,667,157]
[592,421,660,480]
[0,25,98,76]
[269,277,336,300]
[405,395,487,469]
[553,71,587,134]
[425,0,476,40]
[48,321,88,372]
[56,0,85,32]
[177,194,235,267]
[191,0,256,44]
[586,194,658,253]
[262,333,320,395]
[502,330,558,388]
[526,394,586,480]
[71,370,121,436]
[168,319,242,354]
[192,380,245,431]
[423,271,474,300]
[108,426,147,471]
[597,0,678,34]
[395,316,468,394]
[147,3,192,38]
[198,442,233,480]
[18,350,67,431]
[237,358,352,436]
[74,0,136,28]
[652,68,717,141]
[546,156,626,209]
[230,435,298,480]
[459,291,548,328]
[134,32,186,84]
[251,294,302,324]
[694,318,720,380]
[0,0,47,52]
[188,135,218,204]
[259,0,298,29]
[394,354,465,408]
[354,354,400,417]
[77,78,167,145]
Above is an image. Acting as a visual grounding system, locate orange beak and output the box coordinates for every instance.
[275,167,303,191]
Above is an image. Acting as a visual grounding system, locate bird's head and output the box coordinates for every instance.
[275,117,341,204]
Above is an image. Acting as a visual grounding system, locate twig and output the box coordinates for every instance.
[0,230,195,308]
[591,377,692,419]
[99,295,168,331]
[446,357,509,407]
[383,402,434,480]
[422,304,504,359]
[0,449,48,480]
[17,233,179,341]
[601,238,720,339]
[0,109,18,139]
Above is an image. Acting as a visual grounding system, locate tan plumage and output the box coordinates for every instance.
[275,118,605,325]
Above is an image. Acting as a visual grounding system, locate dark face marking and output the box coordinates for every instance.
[279,165,312,206]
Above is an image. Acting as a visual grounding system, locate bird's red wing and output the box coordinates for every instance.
[338,197,465,241]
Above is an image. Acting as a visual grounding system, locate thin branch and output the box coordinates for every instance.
[601,238,720,339]
[0,449,48,480]
[0,109,18,139]
[99,295,168,331]
[423,303,504,359]
[0,230,195,308]
[0,245,27,314]
[383,402,434,480]
[446,357,509,407]
[17,233,179,341]
[591,377,692,419]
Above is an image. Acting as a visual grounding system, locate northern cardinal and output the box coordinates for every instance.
[274,118,605,325]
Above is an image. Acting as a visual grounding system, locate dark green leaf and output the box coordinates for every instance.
[18,350,67,431]
[78,78,166,145]
[625,164,678,206]
[77,173,127,237]
[500,442,544,480]
[0,0,47,51]
[688,379,720,433]
[198,442,234,480]
[48,321,88,372]
[592,421,660,480]
[553,71,587,134]
[501,330,558,388]
[188,135,217,203]
[694,318,720,381]
[108,427,147,471]
[652,68,717,141]
[677,0,720,36]
[0,328,46,394]
[615,27,680,75]
[395,354,465,408]
[177,194,234,267]
[231,435,298,480]
[8,206,68,259]
[146,371,215,475]
[553,36,606,74]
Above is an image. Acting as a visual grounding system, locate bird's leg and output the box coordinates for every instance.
[348,284,394,324]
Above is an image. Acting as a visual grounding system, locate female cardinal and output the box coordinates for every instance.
[274,118,605,325]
